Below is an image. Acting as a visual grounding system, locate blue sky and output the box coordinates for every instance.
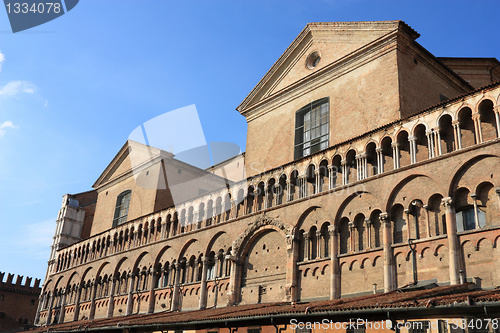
[0,0,499,283]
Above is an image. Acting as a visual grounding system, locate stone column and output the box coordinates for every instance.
[423,205,431,238]
[355,155,361,181]
[494,106,500,138]
[348,221,355,252]
[285,234,299,302]
[148,268,159,314]
[107,277,117,317]
[470,193,480,229]
[404,209,411,241]
[46,292,54,325]
[286,180,292,202]
[329,225,340,299]
[316,230,322,258]
[409,135,417,164]
[381,213,395,292]
[376,147,383,174]
[264,188,269,209]
[34,293,44,325]
[89,282,97,320]
[426,130,435,158]
[363,153,368,178]
[365,218,372,249]
[434,129,442,156]
[328,165,334,189]
[227,254,241,306]
[452,121,462,150]
[171,263,182,311]
[126,273,136,315]
[442,197,461,285]
[73,286,82,322]
[341,160,347,185]
[58,290,67,323]
[473,113,483,143]
[304,232,310,260]
[230,200,236,220]
[224,254,231,277]
[302,175,308,198]
[391,142,400,169]
[253,189,259,212]
[315,169,321,193]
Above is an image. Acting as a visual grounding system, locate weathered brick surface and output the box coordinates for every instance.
[35,21,500,329]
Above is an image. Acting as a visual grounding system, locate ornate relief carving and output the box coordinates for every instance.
[233,213,292,254]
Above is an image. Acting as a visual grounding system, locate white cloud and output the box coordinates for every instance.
[0,80,37,96]
[15,218,55,260]
[0,51,4,72]
[0,120,18,136]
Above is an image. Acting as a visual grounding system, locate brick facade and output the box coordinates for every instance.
[34,21,500,332]
[0,272,41,332]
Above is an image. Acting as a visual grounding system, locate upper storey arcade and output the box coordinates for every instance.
[48,80,500,277]
[237,21,477,177]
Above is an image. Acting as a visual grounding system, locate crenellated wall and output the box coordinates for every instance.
[0,272,41,331]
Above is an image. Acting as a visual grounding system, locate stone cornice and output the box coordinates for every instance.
[241,29,400,122]
[237,21,418,114]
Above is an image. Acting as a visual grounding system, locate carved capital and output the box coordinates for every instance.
[285,234,297,249]
[441,197,453,208]
[391,142,400,148]
[379,213,390,225]
[364,218,371,226]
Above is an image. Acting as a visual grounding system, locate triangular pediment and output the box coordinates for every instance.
[237,21,419,115]
[92,140,171,189]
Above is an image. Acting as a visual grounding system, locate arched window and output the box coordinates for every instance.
[294,98,329,159]
[112,190,131,227]
[391,204,406,244]
[455,188,485,231]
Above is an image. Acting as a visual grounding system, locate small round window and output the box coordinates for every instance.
[306,51,321,69]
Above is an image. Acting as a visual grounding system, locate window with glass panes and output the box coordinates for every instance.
[112,190,131,227]
[294,98,329,159]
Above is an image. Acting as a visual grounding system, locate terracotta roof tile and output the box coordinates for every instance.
[26,284,500,332]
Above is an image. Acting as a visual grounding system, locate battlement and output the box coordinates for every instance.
[0,271,41,293]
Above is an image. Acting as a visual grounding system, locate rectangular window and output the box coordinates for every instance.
[113,191,132,227]
[248,328,261,333]
[347,324,366,333]
[410,321,430,333]
[294,98,329,159]
[295,328,311,333]
[438,320,449,333]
